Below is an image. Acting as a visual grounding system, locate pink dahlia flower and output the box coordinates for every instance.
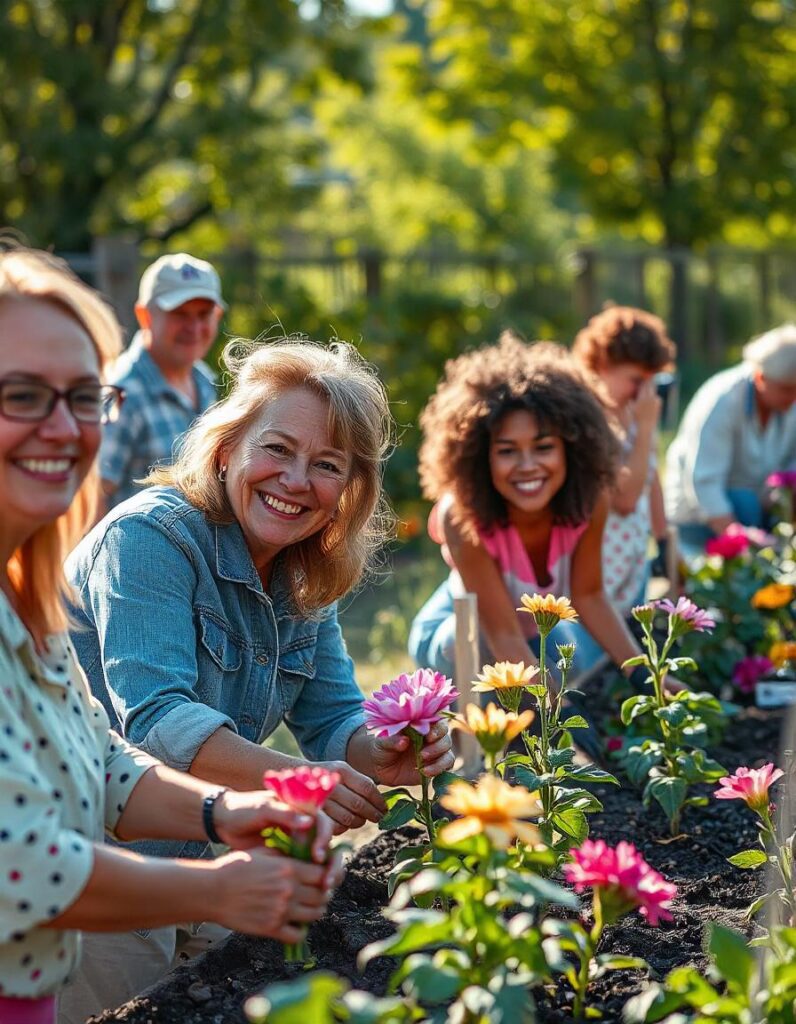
[262,765,340,814]
[655,597,715,633]
[731,655,775,695]
[363,668,459,738]
[564,839,677,926]
[767,471,796,491]
[705,531,750,559]
[725,522,774,548]
[715,763,784,812]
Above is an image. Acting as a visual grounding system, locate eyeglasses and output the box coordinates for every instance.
[0,380,126,424]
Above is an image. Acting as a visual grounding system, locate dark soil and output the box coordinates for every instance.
[90,702,785,1024]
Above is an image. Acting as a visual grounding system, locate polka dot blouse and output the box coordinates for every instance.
[0,591,156,998]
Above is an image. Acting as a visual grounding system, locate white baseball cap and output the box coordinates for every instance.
[137,253,226,311]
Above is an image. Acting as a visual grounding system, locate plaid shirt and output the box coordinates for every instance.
[100,333,219,507]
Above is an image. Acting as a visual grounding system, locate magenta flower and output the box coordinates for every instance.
[715,763,784,813]
[564,839,677,926]
[731,655,775,694]
[655,597,715,633]
[767,471,796,491]
[725,522,774,548]
[363,669,459,738]
[262,765,340,814]
[705,531,749,559]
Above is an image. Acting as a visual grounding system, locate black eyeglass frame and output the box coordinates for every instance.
[0,381,126,424]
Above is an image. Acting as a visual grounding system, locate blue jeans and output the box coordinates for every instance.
[677,487,766,562]
[408,579,608,686]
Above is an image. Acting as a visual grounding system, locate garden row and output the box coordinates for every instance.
[93,516,796,1024]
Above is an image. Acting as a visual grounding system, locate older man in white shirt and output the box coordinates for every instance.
[665,323,796,559]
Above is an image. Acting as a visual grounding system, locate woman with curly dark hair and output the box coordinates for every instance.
[572,306,676,614]
[408,333,646,686]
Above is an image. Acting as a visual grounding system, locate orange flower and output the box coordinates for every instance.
[769,642,796,667]
[473,661,539,691]
[454,702,534,755]
[472,661,538,712]
[518,593,578,634]
[752,584,795,610]
[439,775,542,849]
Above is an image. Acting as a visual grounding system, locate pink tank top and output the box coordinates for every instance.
[429,504,588,639]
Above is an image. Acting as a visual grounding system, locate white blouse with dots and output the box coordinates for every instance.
[0,591,156,998]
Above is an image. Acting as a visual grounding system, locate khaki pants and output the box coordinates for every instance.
[58,922,230,1024]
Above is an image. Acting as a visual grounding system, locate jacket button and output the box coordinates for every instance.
[255,654,269,665]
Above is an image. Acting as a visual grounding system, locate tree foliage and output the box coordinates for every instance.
[425,0,796,249]
[0,0,372,249]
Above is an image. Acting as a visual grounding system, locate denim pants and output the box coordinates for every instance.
[677,487,766,562]
[408,580,608,686]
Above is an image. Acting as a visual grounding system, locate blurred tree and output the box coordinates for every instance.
[0,0,375,249]
[425,0,796,346]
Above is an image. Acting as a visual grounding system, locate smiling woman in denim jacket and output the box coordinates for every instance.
[62,338,454,1021]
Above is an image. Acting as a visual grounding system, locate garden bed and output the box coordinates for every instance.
[89,703,783,1024]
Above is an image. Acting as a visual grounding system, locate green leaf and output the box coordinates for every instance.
[245,972,346,1024]
[621,694,655,725]
[566,764,619,785]
[528,683,548,697]
[514,766,549,790]
[560,714,588,729]
[595,954,647,970]
[379,799,419,831]
[708,924,755,994]
[646,776,687,823]
[551,806,588,843]
[396,955,463,1004]
[654,703,690,728]
[746,890,775,919]
[624,745,663,786]
[728,849,768,869]
[622,655,648,668]
[549,747,576,769]
[431,771,460,801]
[359,915,453,967]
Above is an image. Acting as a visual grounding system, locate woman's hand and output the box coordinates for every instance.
[314,761,388,835]
[371,720,455,788]
[213,790,336,864]
[210,847,340,941]
[632,379,662,431]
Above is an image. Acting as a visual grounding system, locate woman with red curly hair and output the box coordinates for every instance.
[408,334,645,691]
[572,306,676,614]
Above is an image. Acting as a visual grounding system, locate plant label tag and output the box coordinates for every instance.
[756,680,796,708]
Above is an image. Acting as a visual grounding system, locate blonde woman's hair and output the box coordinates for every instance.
[742,323,796,382]
[148,337,394,613]
[0,246,123,642]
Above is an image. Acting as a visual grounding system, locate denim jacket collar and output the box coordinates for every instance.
[213,521,294,618]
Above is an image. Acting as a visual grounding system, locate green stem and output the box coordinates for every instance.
[573,891,603,1020]
[409,730,435,843]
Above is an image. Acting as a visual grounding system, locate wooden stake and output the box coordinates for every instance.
[454,594,483,778]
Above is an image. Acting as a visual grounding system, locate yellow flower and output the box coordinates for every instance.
[518,593,579,634]
[454,702,534,755]
[472,661,538,712]
[473,661,539,691]
[752,584,795,610]
[439,775,542,849]
[769,642,796,667]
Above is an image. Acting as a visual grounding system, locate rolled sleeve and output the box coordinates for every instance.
[80,517,238,770]
[102,729,159,835]
[687,398,737,520]
[285,605,366,761]
[0,741,94,939]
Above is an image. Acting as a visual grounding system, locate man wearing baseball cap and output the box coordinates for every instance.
[99,253,225,508]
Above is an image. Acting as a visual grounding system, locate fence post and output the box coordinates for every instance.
[92,235,140,341]
[574,247,596,320]
[454,594,483,778]
[361,248,383,299]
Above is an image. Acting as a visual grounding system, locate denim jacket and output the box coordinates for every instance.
[65,486,366,859]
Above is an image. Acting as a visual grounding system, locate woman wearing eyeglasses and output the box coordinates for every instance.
[0,248,340,1024]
